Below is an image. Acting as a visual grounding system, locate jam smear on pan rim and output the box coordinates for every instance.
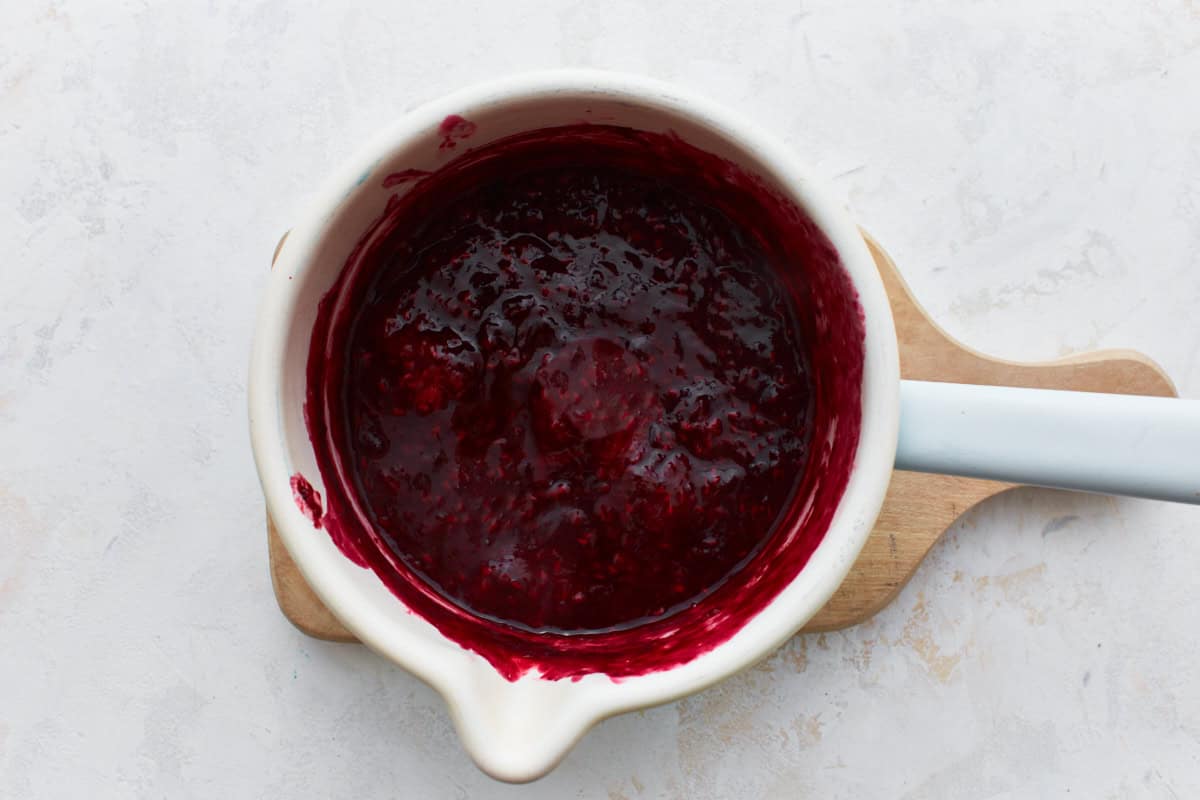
[302,123,864,680]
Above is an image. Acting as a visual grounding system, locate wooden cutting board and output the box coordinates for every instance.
[266,233,1177,642]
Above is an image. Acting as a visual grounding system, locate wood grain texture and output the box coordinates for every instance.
[265,232,1177,641]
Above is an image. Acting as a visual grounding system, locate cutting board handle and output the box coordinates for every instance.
[897,380,1200,504]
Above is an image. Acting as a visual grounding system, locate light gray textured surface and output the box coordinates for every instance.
[3,1,1200,797]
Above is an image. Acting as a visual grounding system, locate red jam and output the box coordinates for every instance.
[304,123,864,679]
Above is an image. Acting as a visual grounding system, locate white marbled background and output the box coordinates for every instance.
[3,1,1200,797]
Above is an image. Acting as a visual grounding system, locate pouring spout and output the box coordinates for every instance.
[446,661,606,783]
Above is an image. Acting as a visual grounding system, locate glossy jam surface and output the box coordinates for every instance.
[305,124,864,679]
[345,165,812,633]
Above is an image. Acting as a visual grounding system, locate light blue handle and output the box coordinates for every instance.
[896,380,1200,504]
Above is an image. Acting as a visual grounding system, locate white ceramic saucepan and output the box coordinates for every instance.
[249,70,1200,782]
